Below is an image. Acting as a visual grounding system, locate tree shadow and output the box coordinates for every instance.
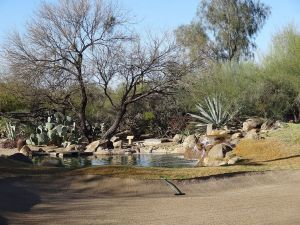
[262,154,300,163]
[0,178,41,224]
[0,216,8,225]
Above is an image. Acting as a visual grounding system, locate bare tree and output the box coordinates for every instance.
[92,35,187,139]
[4,0,130,141]
[4,0,188,141]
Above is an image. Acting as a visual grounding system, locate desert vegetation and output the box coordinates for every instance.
[0,0,299,177]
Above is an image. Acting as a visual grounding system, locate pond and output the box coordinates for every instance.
[33,154,198,169]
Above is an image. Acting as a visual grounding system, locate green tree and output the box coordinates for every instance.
[176,0,270,62]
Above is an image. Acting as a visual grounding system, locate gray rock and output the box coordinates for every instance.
[85,139,113,152]
[274,120,285,129]
[173,134,184,143]
[242,118,265,132]
[244,129,259,140]
[202,157,227,167]
[208,143,232,159]
[65,144,76,151]
[231,132,243,140]
[227,156,242,165]
[260,120,274,131]
[20,145,32,157]
[182,135,197,149]
[113,140,122,149]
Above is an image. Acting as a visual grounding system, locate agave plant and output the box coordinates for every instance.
[5,122,16,140]
[189,96,238,129]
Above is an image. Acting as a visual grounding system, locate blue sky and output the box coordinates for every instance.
[0,0,299,58]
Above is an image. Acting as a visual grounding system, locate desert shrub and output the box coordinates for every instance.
[179,25,300,122]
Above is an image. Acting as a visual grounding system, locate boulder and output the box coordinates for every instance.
[84,139,113,153]
[227,156,242,165]
[231,132,243,140]
[260,120,274,131]
[184,145,202,160]
[274,120,285,129]
[20,145,32,157]
[207,143,232,159]
[230,139,240,147]
[8,153,32,164]
[65,144,77,151]
[244,129,259,140]
[173,134,184,143]
[202,157,227,167]
[41,158,62,167]
[182,135,197,149]
[113,140,122,149]
[242,118,265,132]
[17,138,26,150]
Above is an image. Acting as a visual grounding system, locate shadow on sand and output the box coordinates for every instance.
[0,178,41,224]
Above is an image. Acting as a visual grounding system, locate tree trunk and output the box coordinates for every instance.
[102,105,127,140]
[77,61,91,142]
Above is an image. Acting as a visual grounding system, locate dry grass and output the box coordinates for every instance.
[234,139,288,162]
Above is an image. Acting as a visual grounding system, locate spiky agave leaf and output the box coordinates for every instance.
[189,96,236,129]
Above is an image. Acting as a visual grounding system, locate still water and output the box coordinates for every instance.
[33,154,198,168]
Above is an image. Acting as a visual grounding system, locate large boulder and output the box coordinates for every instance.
[7,153,33,164]
[173,134,184,143]
[242,118,265,132]
[207,143,232,159]
[202,157,227,167]
[182,135,197,149]
[244,129,259,140]
[260,120,274,131]
[84,139,113,153]
[184,145,202,160]
[20,145,32,157]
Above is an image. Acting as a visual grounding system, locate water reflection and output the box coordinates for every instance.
[34,154,198,168]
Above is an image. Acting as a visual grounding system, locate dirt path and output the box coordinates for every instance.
[1,170,300,225]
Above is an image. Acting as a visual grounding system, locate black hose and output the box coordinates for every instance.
[160,177,185,195]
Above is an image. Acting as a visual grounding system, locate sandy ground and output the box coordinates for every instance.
[0,148,18,156]
[0,170,300,225]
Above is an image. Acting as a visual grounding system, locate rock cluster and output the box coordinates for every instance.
[181,118,284,167]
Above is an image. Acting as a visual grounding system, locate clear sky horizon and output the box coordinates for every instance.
[0,0,299,59]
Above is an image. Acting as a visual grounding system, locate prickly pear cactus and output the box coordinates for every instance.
[26,112,83,147]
